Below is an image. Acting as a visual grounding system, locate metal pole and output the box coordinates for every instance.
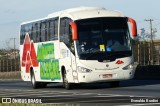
[138,43,140,64]
[159,46,160,65]
[145,19,154,65]
[10,38,16,59]
[148,43,151,65]
[143,43,145,65]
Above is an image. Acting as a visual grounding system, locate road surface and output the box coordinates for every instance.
[0,79,160,106]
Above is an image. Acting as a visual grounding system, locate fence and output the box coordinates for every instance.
[0,56,20,79]
[0,41,160,79]
[133,41,160,66]
[0,57,20,72]
[1,42,160,72]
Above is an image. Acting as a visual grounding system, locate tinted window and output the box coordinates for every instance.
[20,25,25,44]
[40,22,46,42]
[49,19,58,40]
[60,18,71,46]
[20,17,59,44]
[76,17,132,60]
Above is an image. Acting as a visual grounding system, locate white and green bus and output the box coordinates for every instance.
[20,7,137,89]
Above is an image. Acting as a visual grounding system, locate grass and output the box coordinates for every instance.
[0,104,79,106]
[0,104,46,106]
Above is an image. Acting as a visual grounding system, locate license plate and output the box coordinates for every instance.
[103,74,112,78]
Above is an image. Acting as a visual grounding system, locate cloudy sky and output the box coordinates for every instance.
[0,0,160,49]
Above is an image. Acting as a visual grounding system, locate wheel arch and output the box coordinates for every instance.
[61,65,66,78]
[30,66,34,77]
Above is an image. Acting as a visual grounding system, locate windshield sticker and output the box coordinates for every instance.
[100,45,105,52]
[106,47,111,52]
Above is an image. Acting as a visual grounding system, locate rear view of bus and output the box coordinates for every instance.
[20,7,137,90]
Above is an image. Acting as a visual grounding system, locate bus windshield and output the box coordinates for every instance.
[76,17,132,61]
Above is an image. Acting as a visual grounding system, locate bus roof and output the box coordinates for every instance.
[21,7,125,25]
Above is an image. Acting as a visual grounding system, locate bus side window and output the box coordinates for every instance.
[28,24,32,40]
[60,19,65,42]
[20,25,25,44]
[32,23,37,43]
[40,22,46,42]
[36,23,40,42]
[60,18,74,54]
[24,24,32,39]
[60,18,71,45]
[55,19,58,40]
[49,18,58,41]
[49,20,55,40]
[45,21,49,41]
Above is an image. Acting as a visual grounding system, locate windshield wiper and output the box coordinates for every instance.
[84,49,102,60]
[107,52,130,57]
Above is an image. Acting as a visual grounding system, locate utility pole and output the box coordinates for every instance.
[10,38,16,59]
[145,19,154,65]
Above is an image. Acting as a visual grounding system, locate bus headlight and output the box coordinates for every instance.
[122,63,134,70]
[78,66,92,73]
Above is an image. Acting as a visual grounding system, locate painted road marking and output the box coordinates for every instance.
[0,89,153,98]
[117,103,160,106]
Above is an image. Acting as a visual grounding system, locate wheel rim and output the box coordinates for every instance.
[31,74,35,86]
[64,72,68,88]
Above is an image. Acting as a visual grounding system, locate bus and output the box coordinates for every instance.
[20,7,137,89]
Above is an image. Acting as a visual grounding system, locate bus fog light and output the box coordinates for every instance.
[78,66,92,73]
[123,63,134,70]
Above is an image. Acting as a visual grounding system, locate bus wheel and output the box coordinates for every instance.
[31,71,39,89]
[63,70,73,90]
[110,81,120,88]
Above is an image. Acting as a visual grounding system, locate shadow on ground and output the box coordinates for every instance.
[134,65,160,80]
[46,79,160,90]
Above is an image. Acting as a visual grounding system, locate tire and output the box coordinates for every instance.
[110,81,120,88]
[63,70,73,90]
[40,82,47,88]
[74,84,82,89]
[31,71,40,89]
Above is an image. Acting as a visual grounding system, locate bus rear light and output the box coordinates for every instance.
[128,18,137,38]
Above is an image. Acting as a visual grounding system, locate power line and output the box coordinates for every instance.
[145,19,154,40]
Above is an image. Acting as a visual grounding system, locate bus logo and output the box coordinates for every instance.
[116,60,124,65]
[106,64,109,67]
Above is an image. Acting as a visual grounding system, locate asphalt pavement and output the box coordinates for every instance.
[0,79,160,106]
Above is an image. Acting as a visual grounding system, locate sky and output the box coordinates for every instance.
[0,0,160,49]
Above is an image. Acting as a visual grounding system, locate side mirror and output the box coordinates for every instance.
[128,18,137,39]
[70,22,78,40]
